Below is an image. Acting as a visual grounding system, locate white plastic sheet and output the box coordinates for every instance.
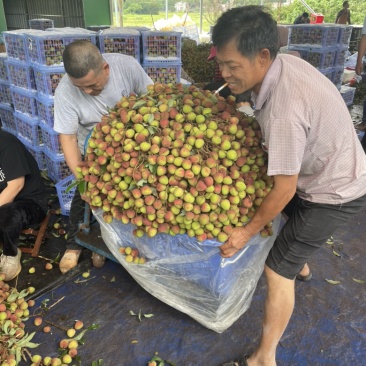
[94,209,281,333]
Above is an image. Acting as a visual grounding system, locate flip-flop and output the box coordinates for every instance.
[296,272,313,282]
[222,354,249,366]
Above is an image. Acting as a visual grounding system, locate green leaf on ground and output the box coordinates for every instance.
[325,279,341,285]
[352,278,365,283]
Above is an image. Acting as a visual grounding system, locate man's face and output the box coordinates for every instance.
[215,39,269,95]
[69,62,110,96]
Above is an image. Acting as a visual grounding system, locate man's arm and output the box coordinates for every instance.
[220,174,298,258]
[59,134,83,177]
[0,177,25,206]
[356,35,366,75]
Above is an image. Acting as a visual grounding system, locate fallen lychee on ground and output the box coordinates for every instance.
[75,82,274,243]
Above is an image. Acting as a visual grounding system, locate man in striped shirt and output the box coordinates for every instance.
[213,6,366,366]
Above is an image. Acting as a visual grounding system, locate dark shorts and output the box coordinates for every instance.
[266,193,366,280]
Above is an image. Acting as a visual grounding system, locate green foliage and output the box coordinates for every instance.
[124,0,161,15]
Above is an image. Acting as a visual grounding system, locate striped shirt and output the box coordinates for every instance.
[252,54,366,204]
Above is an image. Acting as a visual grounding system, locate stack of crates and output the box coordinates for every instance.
[24,28,97,182]
[2,29,45,170]
[98,28,141,61]
[288,24,352,90]
[0,52,16,134]
[141,31,182,84]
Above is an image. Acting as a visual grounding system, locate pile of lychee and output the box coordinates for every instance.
[75,82,274,243]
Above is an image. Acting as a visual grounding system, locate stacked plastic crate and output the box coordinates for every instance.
[288,24,352,90]
[2,29,46,171]
[98,27,141,61]
[25,28,97,182]
[29,19,54,31]
[141,30,182,84]
[0,52,16,134]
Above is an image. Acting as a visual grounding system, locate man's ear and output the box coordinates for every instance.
[258,49,271,67]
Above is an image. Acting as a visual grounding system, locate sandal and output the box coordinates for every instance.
[296,272,312,282]
[222,355,249,366]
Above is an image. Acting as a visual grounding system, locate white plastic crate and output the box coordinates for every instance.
[141,31,182,63]
[14,111,43,147]
[340,85,356,106]
[40,122,63,155]
[0,53,8,82]
[43,147,71,182]
[10,85,38,118]
[98,28,141,61]
[55,174,76,216]
[142,63,181,84]
[0,81,12,105]
[6,59,36,90]
[0,103,16,134]
[36,95,54,127]
[33,64,65,98]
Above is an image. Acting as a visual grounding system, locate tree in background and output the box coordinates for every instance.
[124,0,161,15]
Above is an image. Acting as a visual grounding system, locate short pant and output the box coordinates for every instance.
[265,193,366,280]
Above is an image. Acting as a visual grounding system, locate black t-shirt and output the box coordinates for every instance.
[0,130,47,212]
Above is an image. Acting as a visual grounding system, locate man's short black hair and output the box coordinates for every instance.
[343,1,349,6]
[62,40,104,79]
[302,12,309,18]
[212,5,278,61]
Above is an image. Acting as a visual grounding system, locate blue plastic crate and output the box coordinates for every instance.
[0,53,9,82]
[141,31,181,63]
[340,85,356,106]
[36,95,54,128]
[288,25,339,49]
[334,47,348,67]
[13,111,43,146]
[43,147,71,182]
[33,64,65,98]
[18,135,46,170]
[337,25,352,48]
[290,47,335,69]
[332,66,344,89]
[6,59,36,90]
[98,28,140,61]
[26,30,97,67]
[3,30,29,63]
[0,103,16,134]
[55,174,76,216]
[87,25,111,32]
[0,81,12,105]
[40,122,63,155]
[10,85,38,118]
[142,62,181,84]
[29,18,54,31]
[319,67,334,82]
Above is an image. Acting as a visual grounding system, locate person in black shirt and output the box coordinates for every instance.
[294,12,310,24]
[0,130,48,281]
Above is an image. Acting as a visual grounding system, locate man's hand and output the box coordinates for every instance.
[219,226,253,258]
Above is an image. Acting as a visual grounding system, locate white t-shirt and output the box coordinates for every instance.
[53,53,153,152]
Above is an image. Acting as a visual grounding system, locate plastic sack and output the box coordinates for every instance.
[94,209,281,333]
